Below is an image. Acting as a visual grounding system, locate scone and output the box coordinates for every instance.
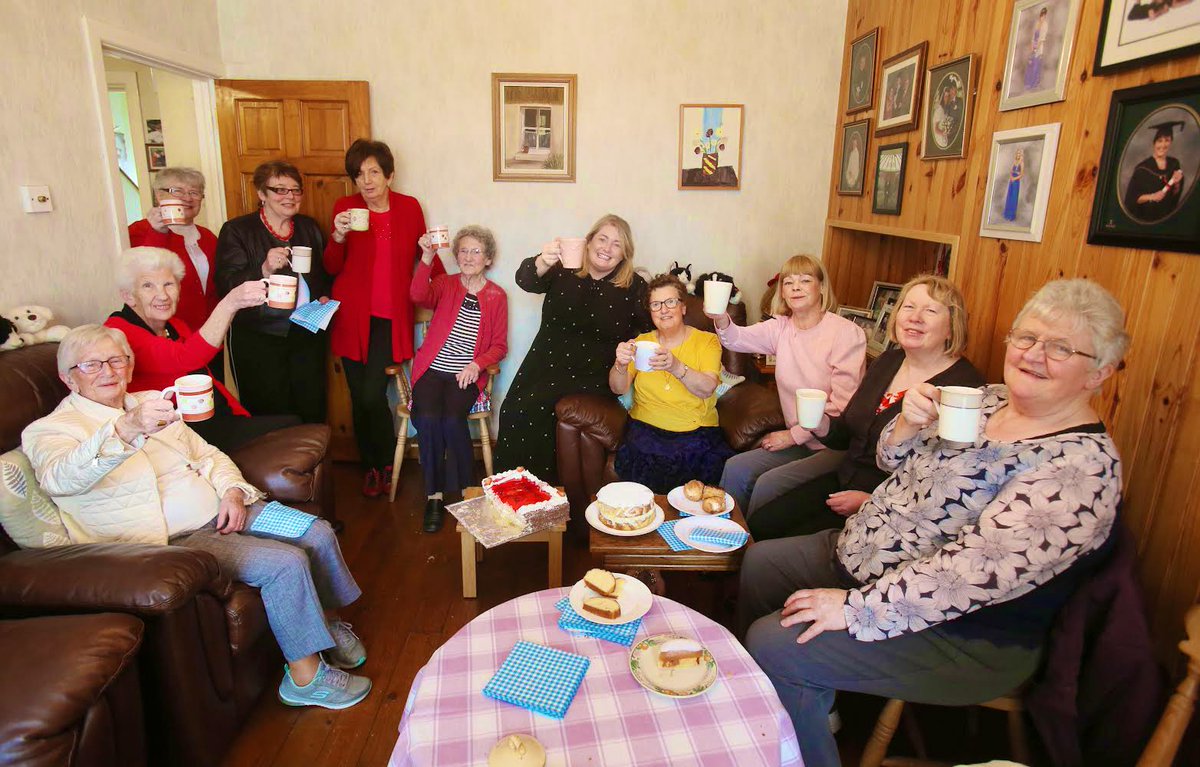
[701,496,725,515]
[488,734,546,767]
[683,479,705,501]
[701,485,724,500]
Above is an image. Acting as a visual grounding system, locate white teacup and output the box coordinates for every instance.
[703,280,734,315]
[161,374,215,423]
[261,275,298,310]
[159,199,187,226]
[795,388,828,429]
[349,208,370,231]
[428,225,450,250]
[559,237,586,269]
[634,341,660,372]
[937,386,984,443]
[289,246,312,273]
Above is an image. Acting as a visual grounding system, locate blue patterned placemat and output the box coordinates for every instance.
[689,525,749,548]
[554,597,640,647]
[656,519,691,552]
[248,501,318,538]
[290,300,341,333]
[482,641,590,719]
[678,508,732,519]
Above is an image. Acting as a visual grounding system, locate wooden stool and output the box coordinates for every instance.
[458,487,566,599]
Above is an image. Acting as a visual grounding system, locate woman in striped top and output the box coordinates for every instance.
[409,226,508,532]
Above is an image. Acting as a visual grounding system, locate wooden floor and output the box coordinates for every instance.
[221,462,1019,767]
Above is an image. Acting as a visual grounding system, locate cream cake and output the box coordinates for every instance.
[657,638,704,669]
[596,482,656,531]
[482,468,569,531]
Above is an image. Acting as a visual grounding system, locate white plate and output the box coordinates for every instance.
[628,634,718,698]
[674,515,748,553]
[666,485,734,516]
[568,573,654,625]
[585,501,665,537]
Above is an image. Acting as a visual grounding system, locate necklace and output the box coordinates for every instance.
[259,208,293,242]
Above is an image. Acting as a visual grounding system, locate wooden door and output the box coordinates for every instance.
[215,79,370,462]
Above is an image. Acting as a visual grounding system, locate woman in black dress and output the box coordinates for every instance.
[495,214,650,481]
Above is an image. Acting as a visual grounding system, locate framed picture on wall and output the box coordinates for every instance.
[144,119,163,145]
[838,119,870,195]
[868,298,898,355]
[875,42,927,137]
[979,123,1062,242]
[872,142,908,215]
[679,104,744,190]
[846,28,879,114]
[837,305,876,337]
[1088,74,1200,255]
[922,54,976,160]
[1094,0,1200,75]
[1000,0,1082,111]
[146,145,167,170]
[867,281,902,318]
[491,73,577,183]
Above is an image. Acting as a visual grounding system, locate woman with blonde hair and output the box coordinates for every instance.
[708,254,866,516]
[749,274,984,540]
[495,213,651,480]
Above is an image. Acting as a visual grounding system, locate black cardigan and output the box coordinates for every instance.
[820,348,986,491]
[214,211,331,336]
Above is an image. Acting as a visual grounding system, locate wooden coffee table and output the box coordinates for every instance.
[587,494,753,594]
[457,487,566,599]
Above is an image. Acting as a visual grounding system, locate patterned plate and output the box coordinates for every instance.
[628,634,718,698]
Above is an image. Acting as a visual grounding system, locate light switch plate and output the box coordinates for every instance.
[20,186,52,213]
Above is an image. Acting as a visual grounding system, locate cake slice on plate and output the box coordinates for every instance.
[657,638,704,668]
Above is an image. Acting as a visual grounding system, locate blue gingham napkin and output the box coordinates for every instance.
[688,525,749,549]
[656,519,691,552]
[554,597,640,647]
[289,300,341,333]
[482,641,590,719]
[248,501,318,538]
[678,508,732,519]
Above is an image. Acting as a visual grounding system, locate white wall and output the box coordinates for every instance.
[218,0,848,405]
[0,0,221,324]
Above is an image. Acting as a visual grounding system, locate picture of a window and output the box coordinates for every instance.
[492,73,576,182]
[522,107,552,154]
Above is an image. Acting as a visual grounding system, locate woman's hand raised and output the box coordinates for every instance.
[648,345,675,371]
[222,280,268,311]
[614,339,636,368]
[537,240,562,269]
[890,381,940,445]
[331,211,352,243]
[262,247,291,277]
[418,233,437,264]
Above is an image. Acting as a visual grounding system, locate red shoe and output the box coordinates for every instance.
[381,466,393,499]
[362,468,382,498]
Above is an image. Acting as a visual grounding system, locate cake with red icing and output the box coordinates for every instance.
[482,468,569,531]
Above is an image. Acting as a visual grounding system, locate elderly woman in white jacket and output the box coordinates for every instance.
[21,324,370,711]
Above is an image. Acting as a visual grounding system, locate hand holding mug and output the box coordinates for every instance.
[146,205,169,234]
[614,340,636,367]
[898,382,940,430]
[117,397,178,440]
[538,240,562,269]
[418,233,437,263]
[648,346,674,371]
[332,211,352,242]
[222,280,268,311]
[262,247,291,276]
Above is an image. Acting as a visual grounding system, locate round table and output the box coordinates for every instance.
[390,588,802,766]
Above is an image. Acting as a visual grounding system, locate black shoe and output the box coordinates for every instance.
[422,498,445,533]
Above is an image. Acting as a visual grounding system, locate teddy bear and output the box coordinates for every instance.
[3,305,70,347]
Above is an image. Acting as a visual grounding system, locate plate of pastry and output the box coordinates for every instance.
[667,480,734,516]
[628,634,717,698]
[568,569,654,625]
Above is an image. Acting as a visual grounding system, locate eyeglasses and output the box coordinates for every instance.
[649,298,682,311]
[457,248,484,257]
[164,187,204,200]
[1005,330,1097,362]
[264,186,304,197]
[71,355,130,375]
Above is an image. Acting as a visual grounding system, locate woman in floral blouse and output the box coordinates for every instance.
[738,279,1129,767]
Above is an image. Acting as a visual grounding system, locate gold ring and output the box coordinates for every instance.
[156,420,167,427]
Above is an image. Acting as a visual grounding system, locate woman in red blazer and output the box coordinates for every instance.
[409,226,508,532]
[324,140,445,498]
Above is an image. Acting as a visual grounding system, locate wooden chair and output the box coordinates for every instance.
[1137,604,1200,766]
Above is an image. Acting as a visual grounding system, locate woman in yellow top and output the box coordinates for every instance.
[609,273,734,492]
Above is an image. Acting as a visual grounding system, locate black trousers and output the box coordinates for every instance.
[342,317,396,471]
[746,472,847,541]
[411,370,479,497]
[228,325,327,424]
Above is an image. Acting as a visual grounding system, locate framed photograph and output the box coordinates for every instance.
[679,104,744,190]
[838,119,871,195]
[146,145,167,170]
[1000,0,1083,111]
[867,281,903,317]
[868,298,898,355]
[1088,74,1200,254]
[1095,0,1200,75]
[979,123,1062,242]
[876,42,928,137]
[144,119,163,144]
[872,142,908,215]
[847,28,879,114]
[837,305,877,337]
[491,73,577,182]
[922,54,976,160]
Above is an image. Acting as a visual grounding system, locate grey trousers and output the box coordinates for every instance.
[172,504,362,662]
[739,532,1041,767]
[721,445,844,516]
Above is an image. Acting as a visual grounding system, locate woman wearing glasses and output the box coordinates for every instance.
[740,279,1129,767]
[128,168,221,376]
[215,160,332,424]
[610,274,732,493]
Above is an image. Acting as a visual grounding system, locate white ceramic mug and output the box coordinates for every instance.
[289,246,312,273]
[261,275,298,310]
[428,225,450,250]
[703,280,734,315]
[159,199,187,226]
[937,385,984,443]
[349,208,370,231]
[559,237,586,269]
[160,374,215,423]
[795,388,828,429]
[634,341,660,372]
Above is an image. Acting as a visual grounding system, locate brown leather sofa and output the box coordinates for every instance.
[556,295,785,518]
[0,343,336,767]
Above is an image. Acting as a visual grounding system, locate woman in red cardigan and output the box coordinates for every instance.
[409,225,507,532]
[127,168,223,379]
[324,140,446,498]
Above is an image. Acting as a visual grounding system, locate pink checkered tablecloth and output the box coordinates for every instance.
[390,587,802,766]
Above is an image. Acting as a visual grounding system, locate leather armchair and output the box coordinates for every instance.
[556,296,785,518]
[0,343,336,767]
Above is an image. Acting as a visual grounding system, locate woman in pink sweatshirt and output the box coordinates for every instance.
[708,255,865,516]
